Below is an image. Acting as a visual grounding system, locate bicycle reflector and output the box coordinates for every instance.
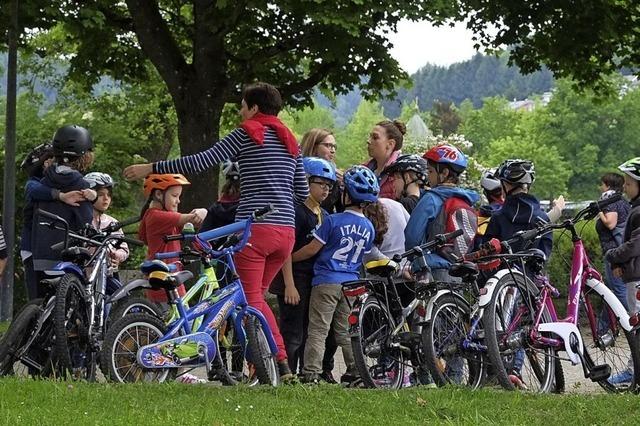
[343,286,367,298]
[348,314,359,326]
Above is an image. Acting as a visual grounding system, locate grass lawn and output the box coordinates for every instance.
[0,378,638,425]
[0,321,8,336]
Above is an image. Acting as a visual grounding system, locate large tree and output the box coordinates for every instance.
[6,0,458,209]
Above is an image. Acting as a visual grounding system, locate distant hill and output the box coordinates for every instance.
[381,52,554,118]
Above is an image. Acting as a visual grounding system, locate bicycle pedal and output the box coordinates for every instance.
[588,364,611,382]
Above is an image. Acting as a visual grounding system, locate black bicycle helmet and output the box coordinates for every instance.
[52,125,94,158]
[20,143,54,177]
[496,159,535,186]
[383,154,428,182]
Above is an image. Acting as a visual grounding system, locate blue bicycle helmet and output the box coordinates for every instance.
[344,165,379,203]
[303,157,336,182]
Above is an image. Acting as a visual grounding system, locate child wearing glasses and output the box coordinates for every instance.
[270,157,336,375]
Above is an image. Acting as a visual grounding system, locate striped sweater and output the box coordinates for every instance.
[154,127,309,227]
[0,225,6,258]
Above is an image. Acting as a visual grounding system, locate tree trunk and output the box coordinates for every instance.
[173,82,225,213]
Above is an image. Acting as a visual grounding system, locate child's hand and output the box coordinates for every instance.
[190,208,208,226]
[81,189,97,202]
[284,286,300,305]
[613,267,624,278]
[123,163,153,181]
[108,250,120,268]
[553,195,566,210]
[59,190,85,206]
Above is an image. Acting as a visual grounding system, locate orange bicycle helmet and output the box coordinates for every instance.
[143,174,190,197]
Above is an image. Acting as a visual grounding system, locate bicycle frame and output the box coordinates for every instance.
[137,215,278,371]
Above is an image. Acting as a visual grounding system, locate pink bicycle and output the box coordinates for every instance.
[480,194,639,393]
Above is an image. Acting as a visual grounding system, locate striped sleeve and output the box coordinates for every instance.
[293,155,310,204]
[153,128,246,174]
[0,225,6,258]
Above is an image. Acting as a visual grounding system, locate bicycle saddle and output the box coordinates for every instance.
[61,246,92,263]
[448,261,479,280]
[365,259,399,277]
[148,270,194,290]
[140,259,172,275]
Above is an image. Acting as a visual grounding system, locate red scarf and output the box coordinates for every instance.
[240,113,299,156]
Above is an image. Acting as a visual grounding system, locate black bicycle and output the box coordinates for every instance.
[343,230,463,389]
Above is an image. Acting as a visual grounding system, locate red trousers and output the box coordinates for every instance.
[234,224,295,362]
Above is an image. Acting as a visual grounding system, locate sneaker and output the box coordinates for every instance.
[300,372,321,384]
[340,373,362,387]
[176,373,206,384]
[319,370,338,384]
[608,369,633,386]
[508,373,529,390]
[278,360,295,382]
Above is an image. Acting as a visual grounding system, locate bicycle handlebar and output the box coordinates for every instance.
[102,215,140,234]
[392,229,463,263]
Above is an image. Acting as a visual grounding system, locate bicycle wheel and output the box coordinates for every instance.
[351,296,404,389]
[583,286,640,393]
[0,303,43,377]
[53,274,95,380]
[108,296,165,326]
[423,294,485,389]
[101,312,175,383]
[484,272,556,393]
[245,314,279,386]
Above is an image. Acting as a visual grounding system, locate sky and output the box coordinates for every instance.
[388,20,481,74]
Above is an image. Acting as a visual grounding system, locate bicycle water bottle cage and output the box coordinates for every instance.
[148,270,194,290]
[140,259,172,275]
[61,246,92,263]
[365,259,399,277]
[449,261,479,282]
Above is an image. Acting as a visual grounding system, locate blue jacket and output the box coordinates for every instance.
[404,186,480,269]
[31,165,92,271]
[482,192,552,260]
[20,177,57,252]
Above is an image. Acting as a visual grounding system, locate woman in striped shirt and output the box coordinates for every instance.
[124,82,309,379]
[0,224,7,276]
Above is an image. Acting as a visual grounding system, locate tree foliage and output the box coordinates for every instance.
[460,0,640,89]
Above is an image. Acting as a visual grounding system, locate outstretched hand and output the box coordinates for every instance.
[123,163,153,181]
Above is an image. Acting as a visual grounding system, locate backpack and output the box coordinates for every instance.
[427,195,478,261]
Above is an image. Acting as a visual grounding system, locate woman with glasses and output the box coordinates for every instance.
[364,120,405,201]
[300,128,344,214]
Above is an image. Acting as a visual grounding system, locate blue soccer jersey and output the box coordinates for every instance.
[311,210,375,286]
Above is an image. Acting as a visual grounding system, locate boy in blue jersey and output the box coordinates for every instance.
[293,166,380,385]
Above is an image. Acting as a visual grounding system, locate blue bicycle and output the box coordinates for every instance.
[101,206,280,385]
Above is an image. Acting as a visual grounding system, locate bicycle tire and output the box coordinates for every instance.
[0,303,42,377]
[423,293,485,389]
[108,296,164,326]
[582,287,640,393]
[101,312,175,383]
[245,314,279,386]
[52,273,94,380]
[209,319,259,386]
[351,296,404,389]
[484,272,556,392]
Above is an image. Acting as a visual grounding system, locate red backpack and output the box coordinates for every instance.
[427,195,478,260]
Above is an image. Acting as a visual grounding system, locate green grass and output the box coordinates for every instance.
[0,379,638,425]
[0,321,8,337]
